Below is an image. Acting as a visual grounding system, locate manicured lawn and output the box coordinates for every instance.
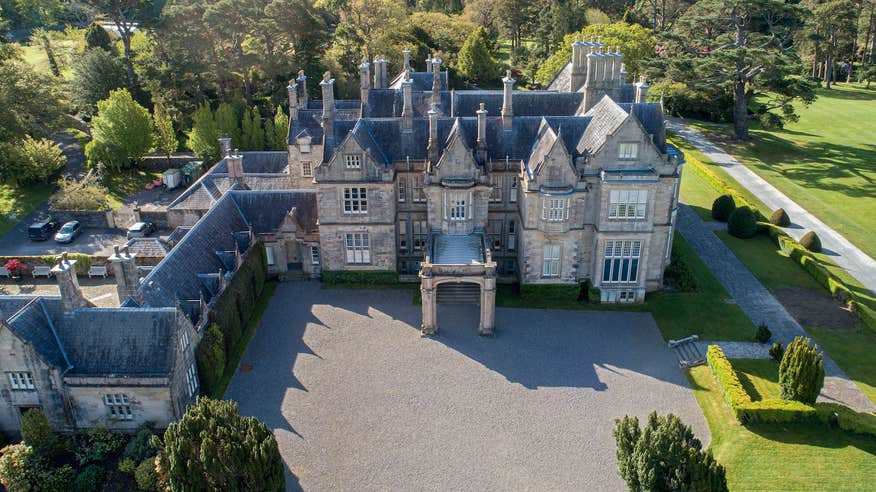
[715,230,821,292]
[686,84,876,259]
[808,327,876,408]
[102,169,164,210]
[730,358,782,401]
[687,364,876,491]
[0,182,55,236]
[496,232,757,342]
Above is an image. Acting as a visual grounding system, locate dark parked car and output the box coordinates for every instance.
[126,221,156,239]
[28,219,57,241]
[54,221,84,244]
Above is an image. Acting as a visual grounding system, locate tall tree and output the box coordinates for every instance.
[654,0,816,140]
[87,88,155,169]
[271,105,288,150]
[80,0,150,89]
[187,103,220,161]
[810,0,858,88]
[156,397,284,491]
[153,102,178,166]
[457,27,502,83]
[70,47,128,115]
[779,336,825,405]
[214,102,241,145]
[84,22,114,51]
[31,28,60,77]
[0,54,66,143]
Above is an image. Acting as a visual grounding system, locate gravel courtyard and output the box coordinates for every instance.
[225,281,708,491]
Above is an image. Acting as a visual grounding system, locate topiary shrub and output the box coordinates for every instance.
[769,342,783,362]
[70,464,104,492]
[780,336,825,405]
[664,250,698,292]
[755,323,772,344]
[711,194,736,222]
[770,208,790,227]
[727,206,758,239]
[800,231,822,252]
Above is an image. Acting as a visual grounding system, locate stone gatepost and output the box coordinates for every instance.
[419,269,437,335]
[478,278,496,336]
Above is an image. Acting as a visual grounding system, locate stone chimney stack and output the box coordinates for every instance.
[427,102,440,164]
[635,76,649,103]
[401,71,413,130]
[320,71,335,123]
[379,56,388,88]
[218,137,232,158]
[359,58,371,105]
[287,80,299,120]
[570,37,585,92]
[371,56,381,89]
[425,55,433,73]
[431,55,442,110]
[476,102,487,162]
[501,70,514,128]
[403,48,411,73]
[296,70,308,107]
[108,245,141,304]
[52,252,93,312]
[227,149,244,181]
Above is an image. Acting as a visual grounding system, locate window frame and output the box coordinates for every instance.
[265,245,276,266]
[608,190,648,220]
[344,233,371,264]
[344,154,362,169]
[541,198,570,222]
[490,175,503,202]
[310,246,321,266]
[398,175,407,202]
[186,363,199,397]
[412,175,426,202]
[342,187,368,215]
[602,240,642,284]
[446,191,471,222]
[104,393,133,420]
[509,176,518,202]
[7,371,34,390]
[542,244,561,277]
[301,161,313,178]
[618,142,639,160]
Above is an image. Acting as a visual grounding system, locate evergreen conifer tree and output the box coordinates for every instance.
[186,103,220,161]
[779,336,825,404]
[214,103,240,146]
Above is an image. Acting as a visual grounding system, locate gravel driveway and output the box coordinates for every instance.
[226,281,708,492]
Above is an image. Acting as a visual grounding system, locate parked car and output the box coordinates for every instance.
[126,221,156,239]
[54,221,84,244]
[28,219,57,241]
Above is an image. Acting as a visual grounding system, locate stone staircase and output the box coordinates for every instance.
[279,270,309,282]
[669,335,706,369]
[436,283,480,304]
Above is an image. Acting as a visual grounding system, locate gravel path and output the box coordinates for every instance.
[225,281,708,492]
[669,118,876,297]
[677,204,876,413]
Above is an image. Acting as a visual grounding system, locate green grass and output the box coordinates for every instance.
[18,40,78,80]
[0,182,55,236]
[688,364,876,491]
[102,169,163,210]
[496,232,757,342]
[213,281,277,399]
[808,327,876,408]
[730,358,782,401]
[715,231,821,292]
[686,84,876,259]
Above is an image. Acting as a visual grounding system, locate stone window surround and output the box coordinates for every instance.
[490,175,503,202]
[344,154,362,169]
[265,245,276,266]
[445,191,472,221]
[342,187,368,215]
[7,371,34,390]
[310,246,321,266]
[608,189,648,220]
[104,393,133,420]
[618,142,639,160]
[186,363,198,397]
[602,239,642,284]
[345,232,371,264]
[541,197,569,222]
[302,161,313,178]
[542,244,561,277]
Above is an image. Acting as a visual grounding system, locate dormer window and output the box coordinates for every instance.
[618,142,638,160]
[300,142,311,153]
[345,154,362,169]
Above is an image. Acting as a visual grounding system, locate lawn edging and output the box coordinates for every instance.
[706,345,876,437]
[682,143,767,222]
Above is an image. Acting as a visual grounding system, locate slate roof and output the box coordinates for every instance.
[0,296,33,320]
[212,152,288,174]
[166,226,191,246]
[231,190,318,233]
[432,233,485,264]
[546,61,573,91]
[388,70,449,91]
[3,298,70,369]
[124,238,168,258]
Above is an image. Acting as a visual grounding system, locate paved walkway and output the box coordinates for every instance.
[676,204,876,413]
[668,119,876,297]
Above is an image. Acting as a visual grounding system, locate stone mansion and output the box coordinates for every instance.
[0,39,681,434]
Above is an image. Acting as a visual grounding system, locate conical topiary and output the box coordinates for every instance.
[727,206,758,239]
[800,231,821,252]
[770,208,790,227]
[779,336,824,405]
[711,194,736,222]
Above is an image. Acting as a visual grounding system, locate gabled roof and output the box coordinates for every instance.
[577,96,631,155]
[124,238,168,258]
[546,61,572,91]
[3,298,70,369]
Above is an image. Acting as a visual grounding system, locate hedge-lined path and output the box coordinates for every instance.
[669,118,876,297]
[677,204,876,413]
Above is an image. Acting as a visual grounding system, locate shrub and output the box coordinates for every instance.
[711,194,736,222]
[769,342,783,362]
[49,175,110,211]
[727,206,758,239]
[4,259,27,276]
[84,23,113,51]
[755,323,771,344]
[20,409,55,455]
[70,464,104,492]
[14,136,67,184]
[321,270,399,285]
[780,336,825,405]
[663,250,698,292]
[520,283,580,303]
[588,285,601,303]
[800,231,822,252]
[118,457,137,474]
[72,425,126,466]
[123,422,157,463]
[135,457,159,491]
[614,412,727,492]
[208,243,267,355]
[0,444,74,492]
[770,208,790,227]
[196,323,226,397]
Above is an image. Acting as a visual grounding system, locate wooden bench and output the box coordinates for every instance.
[88,266,109,278]
[32,266,53,278]
[0,267,10,278]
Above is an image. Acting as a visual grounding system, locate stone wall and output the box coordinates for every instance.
[64,382,173,430]
[50,210,112,229]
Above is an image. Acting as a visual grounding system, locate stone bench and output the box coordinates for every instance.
[32,266,53,278]
[88,266,108,278]
[0,267,10,278]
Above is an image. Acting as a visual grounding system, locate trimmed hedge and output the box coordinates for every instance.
[728,206,758,239]
[685,151,766,221]
[520,283,581,303]
[770,208,790,227]
[706,345,876,437]
[321,270,399,285]
[800,231,822,252]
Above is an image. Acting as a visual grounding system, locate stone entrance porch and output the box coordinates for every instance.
[420,232,497,336]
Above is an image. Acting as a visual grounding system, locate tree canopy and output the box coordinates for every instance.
[87,89,155,170]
